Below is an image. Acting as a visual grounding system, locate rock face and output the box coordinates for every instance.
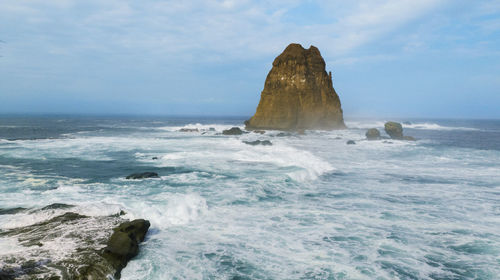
[245,43,345,131]
[365,128,381,140]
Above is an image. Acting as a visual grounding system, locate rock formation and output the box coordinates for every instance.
[245,43,345,131]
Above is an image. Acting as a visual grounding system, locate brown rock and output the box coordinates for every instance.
[245,43,345,131]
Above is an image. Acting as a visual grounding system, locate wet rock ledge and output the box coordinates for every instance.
[0,205,150,279]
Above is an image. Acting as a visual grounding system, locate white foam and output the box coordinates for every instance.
[403,122,479,131]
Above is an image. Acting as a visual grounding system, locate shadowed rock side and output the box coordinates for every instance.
[246,43,345,131]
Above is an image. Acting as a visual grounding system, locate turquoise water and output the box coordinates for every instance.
[1,116,500,279]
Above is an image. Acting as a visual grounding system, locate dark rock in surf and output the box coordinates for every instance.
[222,127,244,135]
[346,140,356,145]
[103,219,150,278]
[179,128,199,132]
[152,156,158,160]
[253,130,266,134]
[126,172,159,180]
[365,128,381,140]
[243,140,272,146]
[245,43,345,131]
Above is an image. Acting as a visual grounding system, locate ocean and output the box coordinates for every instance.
[0,115,499,279]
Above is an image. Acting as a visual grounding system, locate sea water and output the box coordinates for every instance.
[0,116,499,279]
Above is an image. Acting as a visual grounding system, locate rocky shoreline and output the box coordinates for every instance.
[0,204,149,279]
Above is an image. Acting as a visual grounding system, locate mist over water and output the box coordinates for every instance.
[1,116,499,279]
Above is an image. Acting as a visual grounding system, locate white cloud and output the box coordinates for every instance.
[0,0,447,64]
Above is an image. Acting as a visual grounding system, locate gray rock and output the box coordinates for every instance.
[365,128,381,140]
[346,140,356,145]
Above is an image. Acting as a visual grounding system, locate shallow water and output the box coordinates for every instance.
[1,116,499,279]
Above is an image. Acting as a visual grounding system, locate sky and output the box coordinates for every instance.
[0,0,499,118]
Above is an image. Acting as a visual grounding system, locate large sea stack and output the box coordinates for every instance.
[245,43,345,131]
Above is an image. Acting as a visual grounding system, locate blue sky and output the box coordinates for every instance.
[0,0,499,118]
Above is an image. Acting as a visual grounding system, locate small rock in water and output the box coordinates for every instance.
[346,140,356,145]
[276,132,293,137]
[152,156,158,160]
[365,128,381,140]
[335,136,342,140]
[243,140,272,146]
[222,127,244,135]
[125,172,159,179]
[179,128,199,132]
[253,130,266,134]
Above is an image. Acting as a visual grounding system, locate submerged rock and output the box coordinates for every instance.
[365,128,381,140]
[179,128,199,132]
[126,172,159,179]
[40,203,74,211]
[346,140,356,145]
[0,207,26,215]
[275,132,293,137]
[245,43,345,131]
[222,127,244,135]
[103,219,150,278]
[243,140,272,146]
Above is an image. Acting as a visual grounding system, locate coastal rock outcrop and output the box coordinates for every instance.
[245,43,345,131]
[103,219,151,278]
[0,205,150,279]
